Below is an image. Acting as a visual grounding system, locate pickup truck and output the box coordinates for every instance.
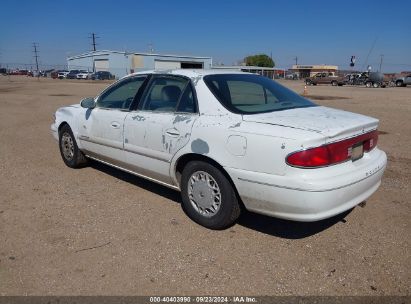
[395,74,411,87]
[305,73,346,86]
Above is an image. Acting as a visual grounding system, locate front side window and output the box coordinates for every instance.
[204,74,316,114]
[142,76,196,113]
[97,76,146,110]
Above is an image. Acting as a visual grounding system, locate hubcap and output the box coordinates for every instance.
[61,132,74,161]
[188,171,221,217]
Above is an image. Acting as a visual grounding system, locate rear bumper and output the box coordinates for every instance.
[226,149,387,222]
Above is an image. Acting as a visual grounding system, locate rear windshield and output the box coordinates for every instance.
[203,74,316,114]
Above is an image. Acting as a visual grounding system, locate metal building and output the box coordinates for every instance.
[67,50,213,79]
[212,65,286,79]
[289,65,339,78]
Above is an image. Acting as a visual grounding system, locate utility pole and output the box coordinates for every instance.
[148,42,154,53]
[32,42,40,76]
[379,54,384,72]
[89,33,99,51]
[294,56,298,66]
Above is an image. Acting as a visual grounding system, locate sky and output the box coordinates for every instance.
[0,0,410,72]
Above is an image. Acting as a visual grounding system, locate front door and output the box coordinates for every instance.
[124,75,198,184]
[78,75,147,165]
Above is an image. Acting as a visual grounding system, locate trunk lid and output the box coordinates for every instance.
[242,106,379,141]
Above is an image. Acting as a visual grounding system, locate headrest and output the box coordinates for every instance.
[161,85,181,102]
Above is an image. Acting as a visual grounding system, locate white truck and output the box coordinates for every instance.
[395,74,411,87]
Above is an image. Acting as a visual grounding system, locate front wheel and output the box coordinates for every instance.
[331,81,337,86]
[59,124,88,168]
[365,81,372,88]
[181,161,241,229]
[396,81,404,87]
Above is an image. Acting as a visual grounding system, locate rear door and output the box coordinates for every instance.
[123,75,198,184]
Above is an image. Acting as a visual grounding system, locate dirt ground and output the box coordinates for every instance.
[0,76,409,296]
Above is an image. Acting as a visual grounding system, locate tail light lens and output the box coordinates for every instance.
[286,130,378,168]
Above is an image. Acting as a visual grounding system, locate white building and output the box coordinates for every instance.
[212,65,286,79]
[67,50,213,79]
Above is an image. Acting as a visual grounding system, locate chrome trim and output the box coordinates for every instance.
[238,164,385,193]
[86,155,179,191]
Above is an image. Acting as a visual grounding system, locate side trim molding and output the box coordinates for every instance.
[86,155,180,191]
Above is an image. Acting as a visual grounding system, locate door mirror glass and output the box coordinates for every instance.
[80,97,96,109]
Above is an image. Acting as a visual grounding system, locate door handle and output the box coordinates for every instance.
[165,129,180,137]
[111,122,120,129]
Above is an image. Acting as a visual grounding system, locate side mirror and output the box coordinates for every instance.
[80,97,96,109]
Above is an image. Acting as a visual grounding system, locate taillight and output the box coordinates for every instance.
[363,131,378,152]
[286,130,378,168]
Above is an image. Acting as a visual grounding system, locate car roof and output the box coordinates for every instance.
[126,69,250,80]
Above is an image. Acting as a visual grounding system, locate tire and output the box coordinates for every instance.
[331,81,337,86]
[305,79,312,86]
[396,81,404,87]
[180,161,241,229]
[373,82,379,88]
[365,81,372,88]
[58,124,88,168]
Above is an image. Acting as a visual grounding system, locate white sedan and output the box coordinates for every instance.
[51,70,387,229]
[76,71,92,80]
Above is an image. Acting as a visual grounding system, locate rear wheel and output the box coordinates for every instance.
[373,82,380,88]
[305,79,312,86]
[396,80,404,87]
[181,161,241,229]
[365,81,372,88]
[59,124,88,168]
[331,81,338,86]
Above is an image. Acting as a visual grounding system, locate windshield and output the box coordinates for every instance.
[203,74,316,114]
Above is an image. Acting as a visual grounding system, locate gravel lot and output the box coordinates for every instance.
[0,76,409,296]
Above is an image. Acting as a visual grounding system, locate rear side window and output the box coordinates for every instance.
[177,84,197,113]
[142,76,196,113]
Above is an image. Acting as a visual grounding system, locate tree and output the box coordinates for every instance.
[244,54,275,68]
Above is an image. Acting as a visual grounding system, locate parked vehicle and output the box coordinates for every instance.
[57,70,69,79]
[91,71,114,80]
[395,74,411,87]
[51,70,387,229]
[51,70,59,79]
[364,72,387,88]
[10,69,28,75]
[285,73,299,80]
[347,72,387,88]
[66,70,81,79]
[305,72,346,86]
[76,71,92,80]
